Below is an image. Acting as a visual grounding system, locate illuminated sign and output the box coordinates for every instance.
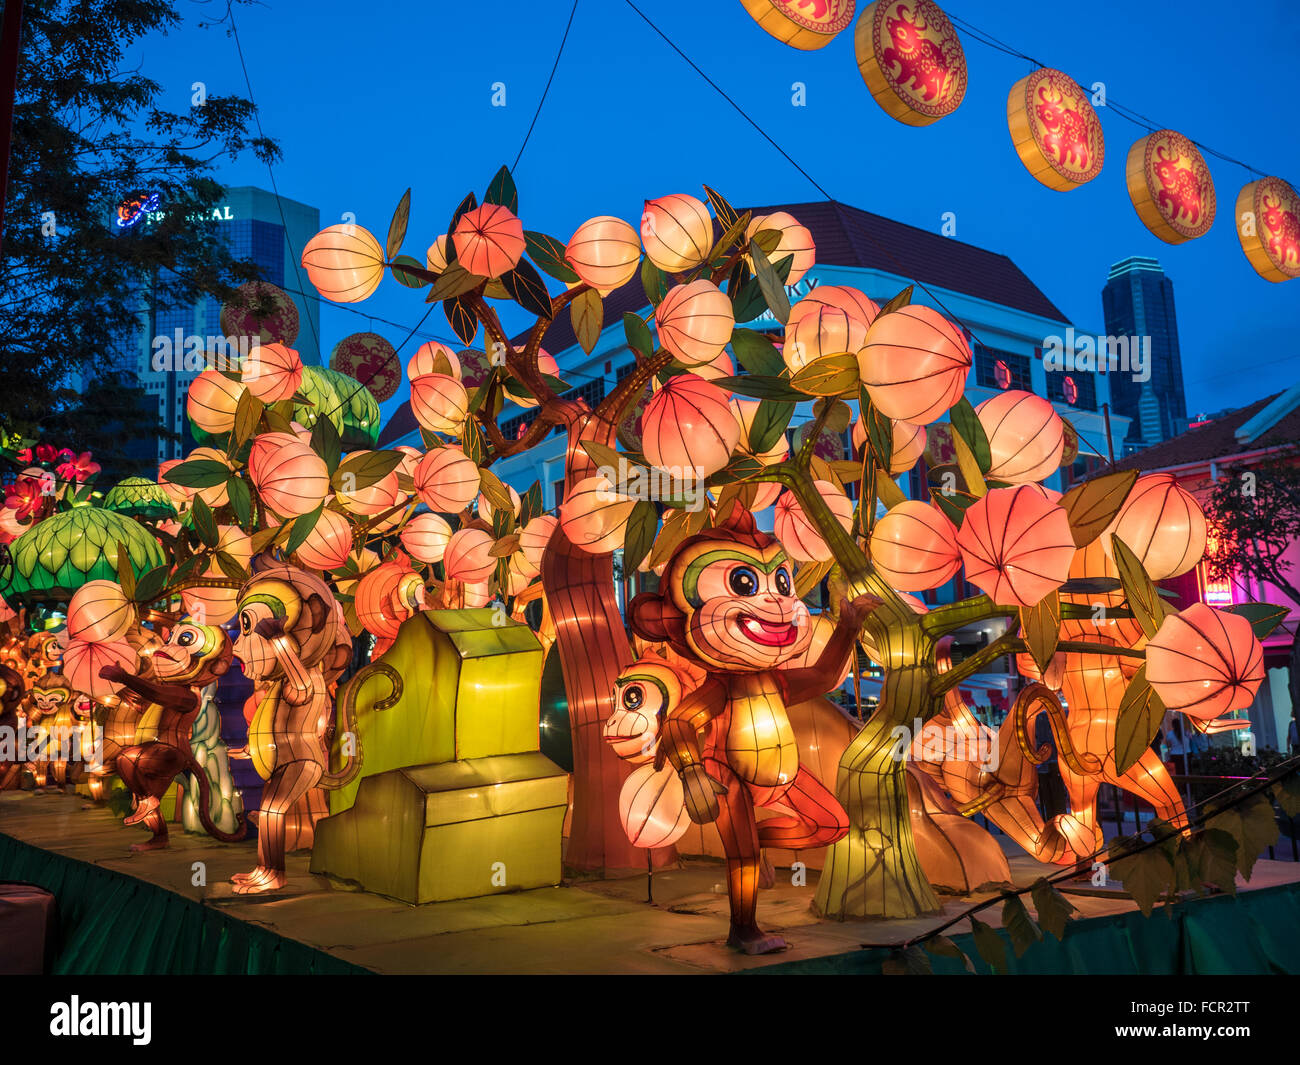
[116,192,160,229]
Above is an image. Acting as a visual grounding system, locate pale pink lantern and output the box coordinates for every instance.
[788,285,879,331]
[443,528,497,583]
[746,211,815,285]
[641,374,740,479]
[248,434,330,518]
[452,204,526,279]
[566,216,641,292]
[186,369,246,435]
[782,304,867,373]
[407,341,461,382]
[692,351,736,389]
[413,447,480,512]
[654,280,734,368]
[976,390,1065,484]
[956,485,1075,607]
[241,342,304,403]
[619,762,691,848]
[187,447,235,508]
[1103,472,1208,580]
[870,501,963,590]
[62,637,137,701]
[335,450,402,516]
[294,508,354,571]
[773,480,854,562]
[519,514,558,575]
[425,234,450,273]
[410,373,470,434]
[66,580,133,644]
[183,524,252,625]
[859,305,972,424]
[301,223,385,302]
[641,194,713,273]
[511,350,559,409]
[401,513,453,565]
[1145,603,1265,720]
[559,475,636,555]
[393,445,423,480]
[478,484,521,524]
[852,417,927,475]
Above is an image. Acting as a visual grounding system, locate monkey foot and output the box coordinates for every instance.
[758,852,776,889]
[727,924,788,955]
[124,796,159,826]
[129,837,169,853]
[231,867,286,894]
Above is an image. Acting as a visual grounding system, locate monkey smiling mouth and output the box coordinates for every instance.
[738,614,797,647]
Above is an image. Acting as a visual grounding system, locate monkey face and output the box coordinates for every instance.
[153,622,232,686]
[32,688,69,714]
[234,600,285,681]
[605,660,682,764]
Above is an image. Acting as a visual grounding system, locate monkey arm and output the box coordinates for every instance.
[266,636,315,705]
[655,677,728,773]
[103,669,196,714]
[779,600,876,706]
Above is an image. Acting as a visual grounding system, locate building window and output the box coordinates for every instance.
[1046,369,1096,410]
[974,345,1031,391]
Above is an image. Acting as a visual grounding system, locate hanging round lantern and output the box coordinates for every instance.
[731,398,790,466]
[1102,472,1207,580]
[248,434,330,518]
[452,203,526,279]
[619,762,691,849]
[1125,130,1216,243]
[400,513,453,565]
[641,375,740,479]
[425,235,450,273]
[692,351,736,391]
[1006,68,1104,190]
[1146,603,1265,720]
[294,508,354,571]
[301,223,385,302]
[520,514,558,574]
[330,332,400,402]
[410,373,470,435]
[789,285,879,331]
[183,524,251,625]
[654,280,734,367]
[478,484,521,525]
[443,528,496,584]
[509,350,559,410]
[854,0,967,126]
[773,480,854,562]
[335,450,402,516]
[746,211,815,286]
[62,637,137,701]
[220,280,300,347]
[955,485,1075,607]
[739,0,855,49]
[852,417,926,475]
[859,304,971,424]
[565,216,641,292]
[559,475,636,555]
[186,369,246,435]
[186,447,235,508]
[408,341,461,382]
[356,560,422,640]
[976,390,1065,484]
[66,580,134,643]
[641,194,713,274]
[1235,177,1300,282]
[782,304,867,373]
[413,447,480,512]
[241,342,303,403]
[869,500,961,590]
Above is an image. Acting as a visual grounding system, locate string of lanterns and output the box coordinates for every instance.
[737,0,1299,282]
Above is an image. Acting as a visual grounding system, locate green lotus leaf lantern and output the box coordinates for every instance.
[317,366,380,449]
[102,476,178,521]
[294,365,348,438]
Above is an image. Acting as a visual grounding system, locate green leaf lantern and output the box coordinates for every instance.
[101,476,178,521]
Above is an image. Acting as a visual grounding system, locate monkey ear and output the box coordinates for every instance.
[304,593,330,633]
[629,592,674,642]
[209,656,230,678]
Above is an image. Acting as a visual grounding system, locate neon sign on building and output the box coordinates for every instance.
[115,192,160,229]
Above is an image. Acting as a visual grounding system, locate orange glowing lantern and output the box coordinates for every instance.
[746,212,815,286]
[852,416,926,475]
[183,524,251,625]
[788,284,879,331]
[1146,603,1265,720]
[654,280,735,367]
[520,514,557,574]
[62,637,137,701]
[693,351,736,389]
[407,341,461,381]
[443,528,496,584]
[641,194,713,274]
[413,447,480,512]
[956,485,1075,607]
[425,235,449,273]
[294,507,354,571]
[301,223,385,302]
[356,560,424,639]
[869,500,961,590]
[1006,68,1105,190]
[565,216,641,293]
[1103,472,1207,580]
[248,434,330,518]
[452,203,525,278]
[619,762,691,849]
[66,580,133,643]
[860,304,971,424]
[187,447,235,508]
[976,390,1064,484]
[410,373,470,434]
[739,0,855,49]
[335,451,401,516]
[559,475,636,555]
[478,484,521,524]
[1235,177,1300,282]
[186,369,246,435]
[782,304,868,373]
[774,480,854,562]
[400,513,452,565]
[855,0,967,126]
[157,460,194,508]
[1126,130,1216,243]
[641,375,740,478]
[241,342,304,403]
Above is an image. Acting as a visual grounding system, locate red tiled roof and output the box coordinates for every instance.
[1113,393,1300,472]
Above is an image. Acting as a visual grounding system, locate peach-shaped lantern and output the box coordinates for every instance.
[188,447,235,508]
[641,375,740,479]
[746,211,815,286]
[66,580,133,644]
[186,369,246,435]
[425,234,449,273]
[335,450,401,516]
[452,203,526,278]
[739,0,855,50]
[654,280,734,368]
[248,435,330,518]
[295,507,354,571]
[692,351,735,389]
[510,349,559,409]
[1235,177,1300,282]
[301,223,385,302]
[870,500,962,590]
[619,762,691,848]
[1007,68,1104,191]
[413,447,480,512]
[641,194,713,274]
[183,524,251,625]
[788,284,880,331]
[356,560,424,639]
[1103,473,1207,580]
[478,483,521,524]
[606,659,684,764]
[559,475,636,555]
[976,390,1065,484]
[443,528,496,583]
[1126,130,1216,244]
[773,479,853,562]
[955,485,1075,607]
[781,304,867,373]
[731,397,790,465]
[566,216,641,293]
[157,460,194,508]
[400,513,453,565]
[855,0,968,126]
[410,373,469,435]
[407,341,461,382]
[519,514,557,575]
[859,304,971,424]
[241,342,303,403]
[62,637,137,701]
[852,417,926,475]
[1146,603,1265,720]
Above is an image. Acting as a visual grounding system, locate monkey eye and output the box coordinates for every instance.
[177,630,195,646]
[729,566,759,597]
[774,567,792,596]
[239,611,252,635]
[622,684,644,710]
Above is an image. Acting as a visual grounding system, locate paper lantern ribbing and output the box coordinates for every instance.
[565,216,641,292]
[852,416,926,475]
[693,351,736,390]
[559,475,636,555]
[452,203,525,279]
[410,373,470,435]
[241,342,304,403]
[62,637,136,701]
[1102,472,1207,580]
[739,0,855,49]
[956,485,1075,607]
[186,369,246,435]
[519,514,557,575]
[654,280,734,367]
[66,580,133,643]
[619,762,691,848]
[773,480,854,562]
[183,524,251,625]
[294,507,353,571]
[425,235,449,273]
[1235,177,1300,282]
[782,304,867,373]
[1146,603,1265,721]
[413,447,480,512]
[248,434,330,518]
[731,397,790,465]
[869,500,961,590]
[400,513,453,565]
[746,211,815,286]
[1006,68,1104,190]
[788,284,879,331]
[606,659,686,764]
[1125,130,1216,244]
[641,375,740,479]
[335,451,401,516]
[976,390,1064,484]
[443,528,496,584]
[855,0,967,126]
[478,484,521,526]
[641,194,713,274]
[356,560,424,639]
[187,447,234,508]
[859,305,971,424]
[407,341,461,382]
[301,224,385,302]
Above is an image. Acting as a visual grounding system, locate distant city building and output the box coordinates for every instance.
[1101,256,1187,449]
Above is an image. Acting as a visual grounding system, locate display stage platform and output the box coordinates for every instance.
[4,790,1300,974]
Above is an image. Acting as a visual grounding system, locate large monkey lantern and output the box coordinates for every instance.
[627,505,877,954]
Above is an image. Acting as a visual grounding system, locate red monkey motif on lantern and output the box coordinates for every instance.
[1262,194,1300,269]
[882,4,953,103]
[1035,84,1092,171]
[1154,145,1205,225]
[628,505,877,953]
